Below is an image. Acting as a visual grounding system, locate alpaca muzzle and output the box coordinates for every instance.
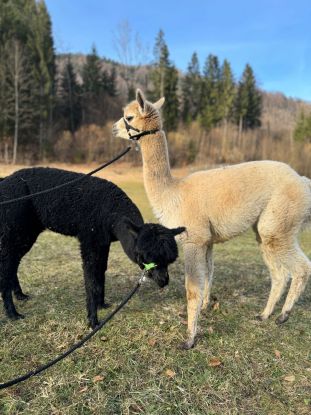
[149,268,169,288]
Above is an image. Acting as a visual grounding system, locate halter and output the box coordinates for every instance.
[123,117,160,141]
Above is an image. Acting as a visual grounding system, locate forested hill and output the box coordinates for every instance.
[1,0,310,174]
[56,53,311,133]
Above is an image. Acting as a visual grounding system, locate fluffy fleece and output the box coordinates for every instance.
[0,167,184,328]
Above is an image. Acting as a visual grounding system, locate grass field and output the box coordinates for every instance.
[0,176,311,415]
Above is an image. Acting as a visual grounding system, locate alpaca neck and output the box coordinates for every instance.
[140,130,173,190]
[139,131,176,223]
[113,224,137,264]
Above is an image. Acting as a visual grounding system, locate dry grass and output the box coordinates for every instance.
[0,175,311,414]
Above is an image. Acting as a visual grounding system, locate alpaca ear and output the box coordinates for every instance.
[171,227,186,236]
[136,89,146,113]
[122,217,142,237]
[153,97,165,110]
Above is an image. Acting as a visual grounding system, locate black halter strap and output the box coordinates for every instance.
[123,118,160,141]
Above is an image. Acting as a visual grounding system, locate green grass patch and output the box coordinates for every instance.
[0,181,310,414]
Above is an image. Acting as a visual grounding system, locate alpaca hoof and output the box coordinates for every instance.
[255,314,265,321]
[89,319,100,329]
[179,339,195,350]
[10,312,25,320]
[275,312,290,325]
[14,292,30,301]
[98,302,111,310]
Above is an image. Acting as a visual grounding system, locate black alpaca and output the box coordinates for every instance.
[0,167,185,328]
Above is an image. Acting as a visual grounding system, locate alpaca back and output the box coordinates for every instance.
[6,167,143,237]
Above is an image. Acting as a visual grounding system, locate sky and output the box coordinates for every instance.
[45,0,311,102]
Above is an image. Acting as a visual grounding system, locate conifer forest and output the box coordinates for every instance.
[0,1,310,175]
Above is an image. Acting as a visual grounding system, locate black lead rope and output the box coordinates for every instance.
[0,146,131,206]
[0,276,144,390]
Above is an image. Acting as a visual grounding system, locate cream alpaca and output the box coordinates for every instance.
[113,89,311,349]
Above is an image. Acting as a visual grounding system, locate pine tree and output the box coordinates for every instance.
[81,45,102,123]
[59,57,82,134]
[182,52,201,123]
[28,0,56,156]
[199,54,221,130]
[219,59,235,124]
[82,45,102,96]
[234,63,262,136]
[151,30,179,131]
[101,66,117,97]
[0,0,55,160]
[294,111,311,142]
[218,59,235,152]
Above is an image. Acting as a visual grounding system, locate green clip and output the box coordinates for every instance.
[143,262,157,271]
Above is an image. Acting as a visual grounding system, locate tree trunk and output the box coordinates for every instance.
[238,115,243,147]
[12,42,19,165]
[221,118,228,161]
[4,142,9,164]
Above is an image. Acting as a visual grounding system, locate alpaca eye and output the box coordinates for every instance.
[126,116,134,122]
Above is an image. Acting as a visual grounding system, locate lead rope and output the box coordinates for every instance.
[0,146,131,206]
[0,265,156,390]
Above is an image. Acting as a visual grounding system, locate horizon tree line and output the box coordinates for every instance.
[0,0,307,165]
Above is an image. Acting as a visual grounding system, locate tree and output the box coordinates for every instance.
[294,112,311,142]
[0,0,55,161]
[101,66,117,97]
[58,57,82,135]
[182,52,201,123]
[219,59,235,149]
[234,63,262,140]
[81,45,102,124]
[28,0,56,157]
[151,30,179,131]
[219,59,235,124]
[4,38,35,163]
[113,20,149,99]
[82,45,102,96]
[199,54,221,130]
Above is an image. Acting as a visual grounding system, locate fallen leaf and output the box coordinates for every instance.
[100,336,108,342]
[212,302,220,311]
[274,350,281,359]
[284,375,295,382]
[208,357,222,367]
[207,326,214,334]
[181,320,188,326]
[79,387,88,393]
[148,338,157,347]
[165,369,176,378]
[93,375,104,383]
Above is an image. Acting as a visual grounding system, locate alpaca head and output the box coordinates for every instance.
[112,89,165,140]
[122,218,185,288]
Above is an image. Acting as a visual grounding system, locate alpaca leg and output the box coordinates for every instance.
[2,288,24,320]
[202,245,214,310]
[276,249,311,324]
[95,244,110,309]
[80,246,101,328]
[259,243,289,320]
[182,243,207,350]
[83,270,99,329]
[13,274,29,301]
[1,259,25,319]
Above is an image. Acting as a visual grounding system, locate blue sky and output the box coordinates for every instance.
[45,0,311,101]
